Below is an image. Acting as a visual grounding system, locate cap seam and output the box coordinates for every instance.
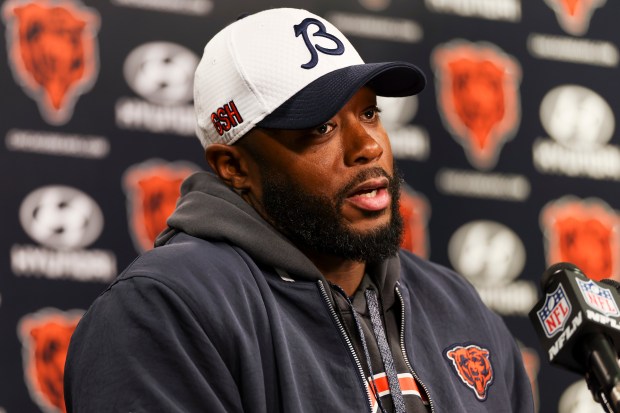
[193,63,208,146]
[228,23,270,125]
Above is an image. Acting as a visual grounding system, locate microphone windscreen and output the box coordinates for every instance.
[541,262,581,290]
[600,278,620,291]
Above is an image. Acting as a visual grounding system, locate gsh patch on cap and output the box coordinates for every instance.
[211,100,244,136]
[445,343,494,401]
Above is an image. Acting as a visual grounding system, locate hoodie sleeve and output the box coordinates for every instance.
[485,309,536,413]
[64,275,245,413]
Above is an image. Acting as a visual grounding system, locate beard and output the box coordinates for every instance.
[261,165,404,263]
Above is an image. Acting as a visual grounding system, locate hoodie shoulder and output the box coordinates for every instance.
[117,232,260,298]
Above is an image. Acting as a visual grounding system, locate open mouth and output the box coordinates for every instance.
[345,177,391,211]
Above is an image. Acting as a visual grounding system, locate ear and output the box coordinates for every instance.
[205,143,253,192]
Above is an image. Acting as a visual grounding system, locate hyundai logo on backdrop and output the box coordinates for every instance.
[116,42,199,136]
[12,185,116,281]
[533,85,620,180]
[448,220,537,316]
[124,42,197,105]
[541,85,614,148]
[19,185,103,250]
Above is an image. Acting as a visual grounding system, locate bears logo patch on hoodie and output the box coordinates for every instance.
[445,343,494,401]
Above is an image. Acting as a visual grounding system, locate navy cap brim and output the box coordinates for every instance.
[257,61,426,130]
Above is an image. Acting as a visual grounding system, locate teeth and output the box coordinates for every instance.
[360,190,377,198]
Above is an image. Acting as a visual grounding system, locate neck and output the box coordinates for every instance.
[302,249,365,296]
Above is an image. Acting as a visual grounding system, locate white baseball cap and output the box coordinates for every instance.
[194,8,426,147]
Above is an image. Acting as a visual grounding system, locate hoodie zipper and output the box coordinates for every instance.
[395,286,436,413]
[317,280,374,412]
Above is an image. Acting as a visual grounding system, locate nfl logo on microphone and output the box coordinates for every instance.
[576,278,620,317]
[537,284,572,338]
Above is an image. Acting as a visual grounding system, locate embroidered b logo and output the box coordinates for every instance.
[294,18,344,69]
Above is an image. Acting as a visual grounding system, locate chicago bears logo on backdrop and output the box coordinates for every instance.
[544,0,606,36]
[445,344,494,400]
[540,196,620,281]
[399,185,430,258]
[432,40,521,170]
[123,159,199,252]
[2,0,100,125]
[19,308,84,413]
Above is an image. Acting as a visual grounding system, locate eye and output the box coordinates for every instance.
[362,106,381,121]
[314,123,335,135]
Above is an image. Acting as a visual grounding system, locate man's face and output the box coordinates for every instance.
[244,87,403,262]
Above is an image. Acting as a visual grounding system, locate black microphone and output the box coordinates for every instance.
[529,262,620,412]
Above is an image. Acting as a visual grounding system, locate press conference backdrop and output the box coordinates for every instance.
[1,0,618,411]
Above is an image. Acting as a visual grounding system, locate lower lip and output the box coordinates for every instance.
[346,188,390,211]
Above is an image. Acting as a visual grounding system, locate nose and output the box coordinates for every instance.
[343,121,384,166]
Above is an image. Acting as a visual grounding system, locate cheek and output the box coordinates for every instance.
[381,136,394,162]
[289,163,340,196]
[283,149,345,193]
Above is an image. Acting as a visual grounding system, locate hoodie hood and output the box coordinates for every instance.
[156,172,401,303]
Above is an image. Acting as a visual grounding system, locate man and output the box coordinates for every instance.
[64,8,534,413]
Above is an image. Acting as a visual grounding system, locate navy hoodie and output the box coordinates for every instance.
[64,171,534,412]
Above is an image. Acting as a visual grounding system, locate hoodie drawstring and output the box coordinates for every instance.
[366,289,406,413]
[345,292,388,413]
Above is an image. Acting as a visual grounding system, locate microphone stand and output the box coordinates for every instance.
[591,280,620,412]
[579,332,620,412]
[586,371,616,413]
